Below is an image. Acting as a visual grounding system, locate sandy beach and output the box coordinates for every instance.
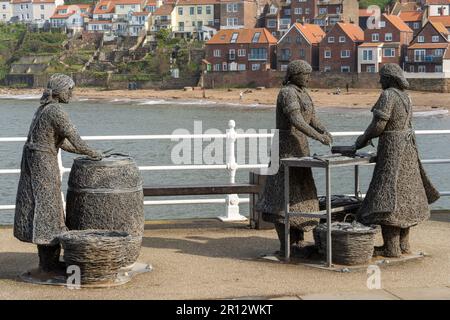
[1,87,449,111]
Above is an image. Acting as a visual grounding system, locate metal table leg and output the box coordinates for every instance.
[326,165,332,268]
[284,164,290,261]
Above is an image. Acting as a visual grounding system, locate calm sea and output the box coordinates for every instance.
[1,95,449,225]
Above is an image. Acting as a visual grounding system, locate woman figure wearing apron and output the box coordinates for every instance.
[14,74,102,272]
[355,64,440,257]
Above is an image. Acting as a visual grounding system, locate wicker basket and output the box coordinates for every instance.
[58,230,136,284]
[313,221,379,266]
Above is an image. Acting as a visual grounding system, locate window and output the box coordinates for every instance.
[178,7,183,15]
[341,66,350,72]
[339,36,345,43]
[229,49,235,60]
[238,64,246,71]
[367,66,376,73]
[285,36,291,43]
[230,32,238,43]
[296,36,302,44]
[197,6,202,14]
[328,36,335,43]
[418,65,426,72]
[222,62,228,71]
[227,18,238,26]
[252,63,261,71]
[213,49,221,57]
[379,21,386,28]
[267,19,277,28]
[249,48,267,60]
[336,7,340,14]
[178,22,184,31]
[190,7,194,15]
[280,64,288,71]
[432,35,439,42]
[206,6,211,14]
[305,8,310,14]
[324,50,331,58]
[372,33,379,42]
[238,49,246,56]
[413,22,420,29]
[418,35,424,43]
[362,49,373,61]
[285,9,291,15]
[2,4,6,9]
[213,64,221,71]
[341,50,350,58]
[435,49,444,56]
[252,32,261,43]
[299,48,305,57]
[383,48,395,57]
[294,8,302,14]
[227,4,237,12]
[414,49,425,62]
[40,5,44,10]
[20,4,23,9]
[324,66,331,72]
[435,65,442,72]
[269,6,277,14]
[281,48,291,60]
[319,8,327,15]
[409,65,414,72]
[40,14,44,19]
[385,33,392,41]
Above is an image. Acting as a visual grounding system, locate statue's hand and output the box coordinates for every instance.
[319,134,332,146]
[87,150,103,161]
[355,135,368,150]
[324,131,334,144]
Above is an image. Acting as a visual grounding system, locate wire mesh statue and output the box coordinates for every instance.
[14,74,102,273]
[355,63,440,257]
[256,60,333,255]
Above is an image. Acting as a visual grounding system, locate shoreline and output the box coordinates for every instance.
[0,87,449,112]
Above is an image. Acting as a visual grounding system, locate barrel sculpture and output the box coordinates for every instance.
[65,154,144,267]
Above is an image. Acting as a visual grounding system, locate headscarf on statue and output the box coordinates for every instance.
[40,73,75,105]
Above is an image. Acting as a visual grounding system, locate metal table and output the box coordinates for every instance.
[282,154,375,267]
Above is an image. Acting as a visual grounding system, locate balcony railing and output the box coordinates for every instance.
[412,55,443,63]
[279,54,291,61]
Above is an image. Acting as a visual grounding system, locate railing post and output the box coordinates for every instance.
[218,120,247,222]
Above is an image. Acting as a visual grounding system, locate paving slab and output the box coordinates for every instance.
[386,287,450,300]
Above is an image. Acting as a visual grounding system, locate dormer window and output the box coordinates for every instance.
[418,35,424,43]
[252,32,261,43]
[270,6,277,14]
[101,5,107,10]
[230,32,238,43]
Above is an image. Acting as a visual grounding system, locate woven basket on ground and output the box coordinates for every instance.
[58,230,137,284]
[313,221,379,266]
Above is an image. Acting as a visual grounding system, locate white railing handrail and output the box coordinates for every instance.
[1,124,450,219]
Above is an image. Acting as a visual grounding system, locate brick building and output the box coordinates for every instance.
[290,0,317,25]
[319,21,363,72]
[205,28,278,72]
[277,23,325,70]
[429,15,450,32]
[313,0,359,31]
[399,10,424,36]
[405,20,450,72]
[263,0,291,38]
[358,14,413,73]
[219,0,258,30]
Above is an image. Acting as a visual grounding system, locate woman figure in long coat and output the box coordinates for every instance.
[355,63,440,257]
[14,74,101,272]
[257,60,333,254]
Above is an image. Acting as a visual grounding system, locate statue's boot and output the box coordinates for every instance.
[37,244,65,274]
[373,225,401,258]
[400,227,411,254]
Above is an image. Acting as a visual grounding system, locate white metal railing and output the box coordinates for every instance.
[1,121,450,221]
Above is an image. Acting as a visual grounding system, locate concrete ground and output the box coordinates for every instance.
[0,217,449,300]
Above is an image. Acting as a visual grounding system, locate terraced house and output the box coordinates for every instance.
[172,0,219,40]
[405,20,450,72]
[150,3,174,31]
[277,22,325,70]
[50,4,92,30]
[11,0,64,22]
[219,0,258,30]
[290,0,317,25]
[357,14,413,73]
[0,0,13,22]
[313,0,358,31]
[205,28,277,72]
[319,21,363,72]
[263,0,291,38]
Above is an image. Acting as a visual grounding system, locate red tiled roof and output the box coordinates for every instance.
[399,11,423,22]
[384,14,413,33]
[429,16,450,27]
[50,4,92,19]
[408,42,449,49]
[113,0,143,4]
[207,28,278,45]
[336,22,364,42]
[132,11,150,15]
[359,9,372,18]
[176,0,218,5]
[424,0,450,4]
[153,4,174,15]
[430,20,449,35]
[292,23,325,44]
[87,20,112,24]
[93,1,116,15]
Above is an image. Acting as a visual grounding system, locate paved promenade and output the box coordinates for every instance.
[0,216,449,300]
